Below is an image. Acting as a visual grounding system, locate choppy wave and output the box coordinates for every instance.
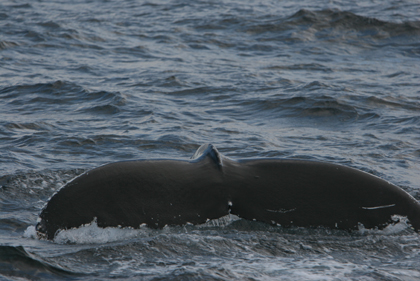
[282,9,420,41]
[180,8,420,55]
[0,245,79,280]
[0,81,126,115]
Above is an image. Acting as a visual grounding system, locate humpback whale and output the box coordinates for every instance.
[36,144,420,240]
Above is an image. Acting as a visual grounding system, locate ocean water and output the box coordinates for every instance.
[1,0,420,280]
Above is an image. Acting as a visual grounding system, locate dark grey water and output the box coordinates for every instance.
[1,0,420,280]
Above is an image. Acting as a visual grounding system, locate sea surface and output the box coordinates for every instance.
[1,0,420,280]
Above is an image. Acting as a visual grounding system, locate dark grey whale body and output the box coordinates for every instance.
[36,144,420,240]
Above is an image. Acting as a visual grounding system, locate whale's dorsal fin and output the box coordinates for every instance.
[191,143,223,167]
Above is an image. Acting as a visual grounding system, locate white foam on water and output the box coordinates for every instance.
[357,215,413,235]
[52,219,152,244]
[22,214,243,245]
[23,225,37,239]
[23,214,415,248]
